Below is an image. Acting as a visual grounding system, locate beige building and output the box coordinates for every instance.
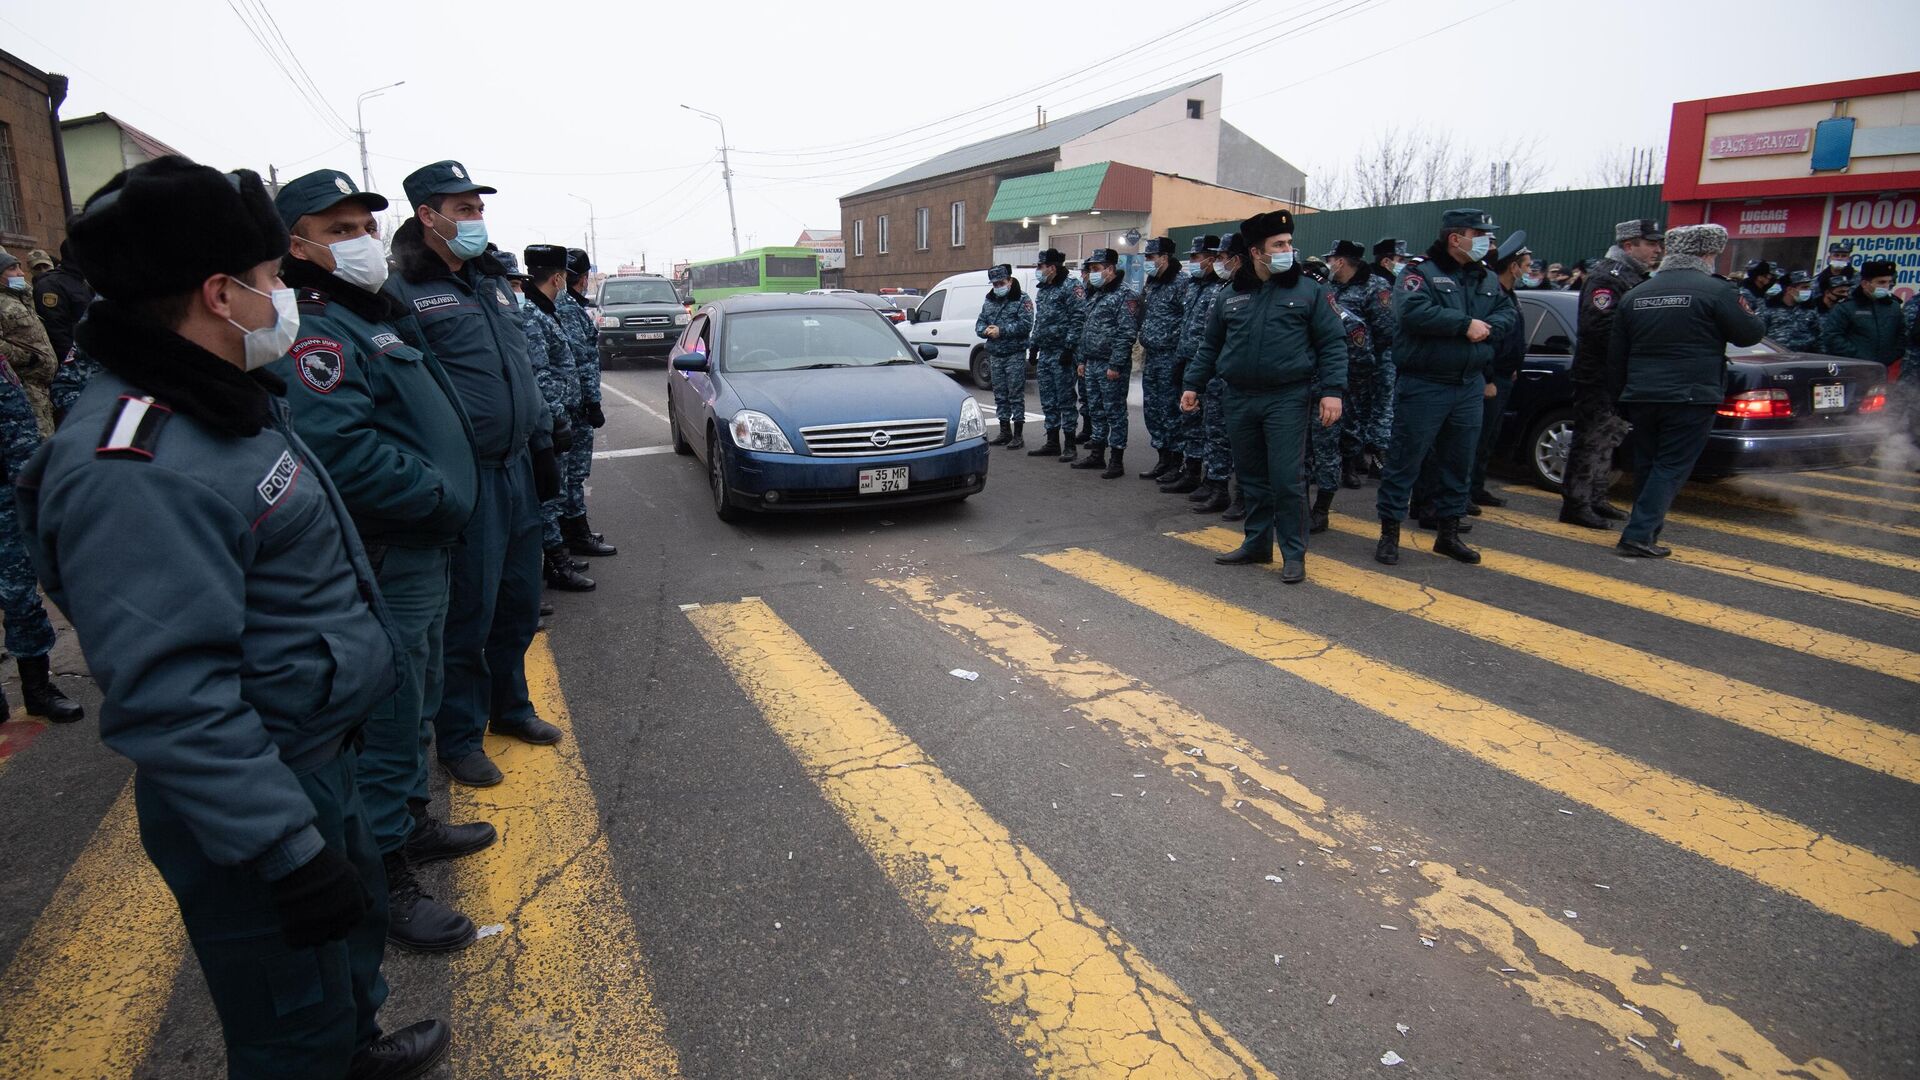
[61,112,182,212]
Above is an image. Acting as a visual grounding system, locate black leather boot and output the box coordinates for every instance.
[1141,447,1177,480]
[1433,518,1482,564]
[1058,431,1078,463]
[17,655,83,722]
[1184,479,1215,502]
[1341,453,1365,489]
[1375,518,1401,565]
[1161,458,1203,494]
[1221,478,1248,521]
[1005,422,1025,451]
[1557,501,1611,529]
[383,851,476,953]
[347,1018,451,1080]
[1592,500,1629,521]
[990,420,1012,446]
[1214,533,1274,564]
[1071,444,1106,470]
[1309,489,1335,534]
[1101,448,1126,479]
[1471,488,1507,507]
[404,805,497,865]
[562,515,616,556]
[1076,415,1093,443]
[544,548,596,592]
[1028,429,1060,456]
[1192,482,1231,513]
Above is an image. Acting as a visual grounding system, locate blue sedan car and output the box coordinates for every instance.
[665,294,991,521]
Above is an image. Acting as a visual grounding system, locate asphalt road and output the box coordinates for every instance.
[0,357,1915,1080]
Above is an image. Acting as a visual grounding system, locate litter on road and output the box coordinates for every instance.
[475,924,506,940]
[948,669,979,681]
[1381,1050,1406,1066]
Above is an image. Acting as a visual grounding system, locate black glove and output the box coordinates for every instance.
[584,401,606,429]
[532,445,562,501]
[1027,346,1038,363]
[1061,347,1076,369]
[551,414,575,454]
[269,846,366,948]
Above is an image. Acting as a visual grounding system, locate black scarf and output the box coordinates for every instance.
[567,287,591,306]
[279,257,411,324]
[391,218,510,285]
[74,300,284,437]
[525,284,558,317]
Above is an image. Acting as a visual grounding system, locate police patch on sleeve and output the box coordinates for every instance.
[291,337,345,394]
[257,450,299,506]
[1400,273,1425,292]
[40,291,59,309]
[1590,288,1615,311]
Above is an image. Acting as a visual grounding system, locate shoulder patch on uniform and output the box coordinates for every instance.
[96,396,172,460]
[370,332,402,349]
[413,294,459,313]
[494,286,513,308]
[296,287,329,309]
[1589,288,1615,311]
[291,337,345,393]
[257,450,299,506]
[1400,273,1426,292]
[1634,294,1692,310]
[39,291,59,309]
[1375,288,1392,307]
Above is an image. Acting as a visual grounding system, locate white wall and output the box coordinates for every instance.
[1056,75,1223,184]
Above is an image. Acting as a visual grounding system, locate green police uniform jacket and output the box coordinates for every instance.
[269,259,479,549]
[1608,264,1767,404]
[1185,267,1349,396]
[1818,287,1906,365]
[1392,243,1517,385]
[17,301,400,879]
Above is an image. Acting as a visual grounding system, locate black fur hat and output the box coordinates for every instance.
[566,248,591,276]
[1861,259,1897,280]
[69,155,287,302]
[1239,210,1294,245]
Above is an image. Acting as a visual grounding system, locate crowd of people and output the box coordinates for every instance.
[976,210,1919,578]
[0,153,624,1078]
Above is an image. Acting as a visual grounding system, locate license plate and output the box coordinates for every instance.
[858,466,909,495]
[634,332,666,341]
[1813,382,1845,411]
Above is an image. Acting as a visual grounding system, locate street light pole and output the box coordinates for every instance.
[568,193,598,268]
[681,104,739,255]
[354,80,406,191]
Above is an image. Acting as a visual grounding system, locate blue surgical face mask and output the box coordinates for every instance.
[1469,235,1492,261]
[4,276,25,292]
[1087,271,1105,288]
[1184,262,1204,277]
[1268,251,1295,274]
[1872,286,1894,300]
[991,284,1009,297]
[1521,275,1542,288]
[1765,283,1782,297]
[430,207,490,261]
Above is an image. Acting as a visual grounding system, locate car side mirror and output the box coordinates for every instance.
[673,350,709,372]
[917,343,938,361]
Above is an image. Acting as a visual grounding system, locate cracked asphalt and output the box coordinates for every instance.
[0,361,1914,1080]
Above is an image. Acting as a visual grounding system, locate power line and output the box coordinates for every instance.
[222,0,353,139]
[365,150,719,179]
[601,155,718,221]
[243,0,349,133]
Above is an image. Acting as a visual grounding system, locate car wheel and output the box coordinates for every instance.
[708,430,744,523]
[669,391,693,455]
[969,347,992,390]
[1525,406,1575,492]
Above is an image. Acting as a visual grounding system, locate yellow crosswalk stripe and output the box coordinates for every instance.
[1472,504,1920,620]
[1174,526,1920,784]
[1498,484,1920,574]
[449,635,680,1079]
[686,598,1277,1080]
[1321,513,1920,685]
[1743,477,1919,513]
[1814,471,1920,495]
[0,783,186,1079]
[1030,548,1920,946]
[1672,484,1920,543]
[875,574,1847,1080]
[1845,464,1920,485]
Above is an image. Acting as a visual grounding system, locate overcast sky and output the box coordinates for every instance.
[8,0,1917,272]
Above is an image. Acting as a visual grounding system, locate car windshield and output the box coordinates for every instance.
[601,280,680,305]
[722,309,916,372]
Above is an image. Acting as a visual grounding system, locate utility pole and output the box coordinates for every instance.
[682,104,740,255]
[569,193,598,267]
[267,164,279,197]
[354,81,405,191]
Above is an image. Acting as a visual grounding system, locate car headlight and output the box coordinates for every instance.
[598,315,621,329]
[674,313,690,326]
[729,410,795,453]
[955,397,985,441]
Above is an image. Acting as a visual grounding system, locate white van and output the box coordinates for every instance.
[902,267,1045,388]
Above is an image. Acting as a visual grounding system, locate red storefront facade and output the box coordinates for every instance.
[1664,72,1920,299]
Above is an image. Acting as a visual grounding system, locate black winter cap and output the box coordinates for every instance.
[1324,239,1367,262]
[524,245,568,273]
[1373,237,1405,258]
[1239,210,1294,244]
[1036,248,1067,266]
[1141,236,1177,257]
[566,248,591,276]
[1187,234,1221,255]
[68,155,287,303]
[1861,259,1897,279]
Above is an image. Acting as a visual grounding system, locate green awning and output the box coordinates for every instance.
[986,162,1111,222]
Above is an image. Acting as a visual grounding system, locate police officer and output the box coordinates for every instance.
[1198,235,1247,517]
[521,245,595,593]
[1738,258,1776,315]
[270,168,494,954]
[19,155,446,1078]
[1560,219,1662,529]
[1376,208,1515,566]
[1325,239,1396,487]
[1132,237,1186,479]
[1183,210,1347,583]
[1069,247,1138,478]
[0,253,58,435]
[1814,240,1854,297]
[559,248,615,556]
[1025,248,1084,459]
[1607,224,1766,557]
[1160,235,1223,499]
[387,161,564,788]
[1472,231,1533,507]
[1763,270,1819,351]
[976,263,1034,449]
[1372,237,1409,281]
[1820,259,1906,365]
[0,345,82,722]
[30,242,92,363]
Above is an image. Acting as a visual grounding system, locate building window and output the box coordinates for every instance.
[915,207,929,251]
[877,214,889,254]
[853,219,864,256]
[951,201,966,247]
[0,123,23,235]
[1186,99,1204,120]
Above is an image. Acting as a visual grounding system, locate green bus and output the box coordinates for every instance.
[682,246,820,303]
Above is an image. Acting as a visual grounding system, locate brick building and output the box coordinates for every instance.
[0,49,72,267]
[838,75,1305,294]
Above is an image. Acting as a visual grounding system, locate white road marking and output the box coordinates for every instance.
[602,381,669,423]
[594,445,678,460]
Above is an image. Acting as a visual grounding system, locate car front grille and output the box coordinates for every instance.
[799,418,949,457]
[622,315,673,327]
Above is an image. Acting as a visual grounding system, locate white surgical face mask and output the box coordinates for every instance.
[1268,251,1295,274]
[1872,286,1894,300]
[1087,271,1105,288]
[320,233,389,292]
[1829,258,1851,270]
[1214,262,1233,281]
[228,277,300,371]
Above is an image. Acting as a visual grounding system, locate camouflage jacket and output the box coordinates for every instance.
[49,348,103,426]
[0,292,57,435]
[1762,299,1820,352]
[1077,280,1139,373]
[1175,276,1227,365]
[0,357,44,482]
[1137,270,1186,354]
[557,290,602,407]
[523,293,580,417]
[1029,275,1086,353]
[974,282,1034,358]
[1332,269,1394,369]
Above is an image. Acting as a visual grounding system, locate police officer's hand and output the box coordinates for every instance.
[1076,364,1085,377]
[985,326,999,339]
[1106,367,1123,381]
[269,846,367,948]
[1318,396,1343,427]
[1062,348,1075,369]
[1465,319,1492,343]
[585,401,607,428]
[1483,382,1498,399]
[1180,390,1199,413]
[552,416,575,454]
[532,445,563,501]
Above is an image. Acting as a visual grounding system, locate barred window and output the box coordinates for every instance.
[0,124,24,235]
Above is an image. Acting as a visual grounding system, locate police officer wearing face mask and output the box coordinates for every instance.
[386,160,564,789]
[1738,259,1777,316]
[558,249,615,558]
[1025,248,1085,460]
[1813,240,1854,298]
[1160,235,1224,499]
[1820,259,1907,366]
[1372,237,1408,282]
[270,168,497,955]
[1559,219,1663,530]
[1069,248,1139,478]
[1762,269,1818,351]
[0,252,59,435]
[17,155,450,1078]
[1135,237,1188,480]
[977,263,1034,449]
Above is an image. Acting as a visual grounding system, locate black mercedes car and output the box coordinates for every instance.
[1494,290,1890,490]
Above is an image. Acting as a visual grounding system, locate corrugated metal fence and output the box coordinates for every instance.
[1168,185,1666,269]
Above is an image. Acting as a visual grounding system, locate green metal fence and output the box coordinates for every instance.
[1169,185,1666,269]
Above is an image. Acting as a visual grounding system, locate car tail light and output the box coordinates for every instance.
[1858,384,1887,413]
[1717,388,1793,419]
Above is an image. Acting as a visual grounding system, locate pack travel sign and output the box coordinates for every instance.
[1708,129,1810,159]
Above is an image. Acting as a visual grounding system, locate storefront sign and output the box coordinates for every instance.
[1828,191,1920,299]
[1708,129,1810,159]
[1707,196,1826,238]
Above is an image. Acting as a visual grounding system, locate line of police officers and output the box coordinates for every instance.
[13,153,620,1078]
